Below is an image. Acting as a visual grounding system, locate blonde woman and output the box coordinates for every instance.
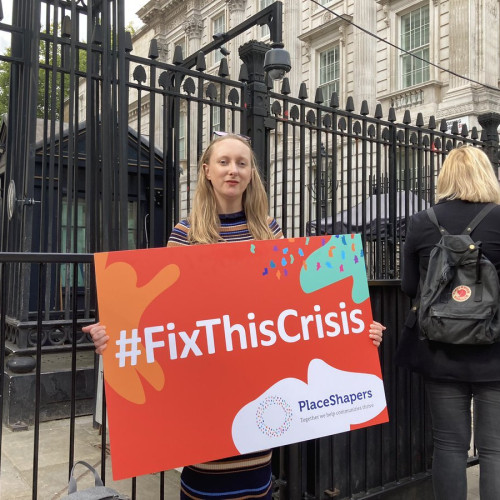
[86,132,385,499]
[398,146,500,500]
[168,132,281,246]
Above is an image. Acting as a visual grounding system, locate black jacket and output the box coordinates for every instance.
[397,199,500,381]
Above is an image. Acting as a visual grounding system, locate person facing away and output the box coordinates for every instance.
[84,132,385,499]
[397,146,500,500]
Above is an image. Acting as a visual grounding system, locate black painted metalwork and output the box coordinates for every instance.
[0,0,495,499]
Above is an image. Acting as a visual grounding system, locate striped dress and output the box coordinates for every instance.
[167,211,283,500]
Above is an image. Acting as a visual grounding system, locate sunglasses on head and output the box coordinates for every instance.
[212,130,251,143]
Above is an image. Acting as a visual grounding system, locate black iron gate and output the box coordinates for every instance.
[1,0,497,498]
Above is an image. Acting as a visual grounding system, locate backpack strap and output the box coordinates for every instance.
[426,207,447,235]
[462,203,496,235]
[67,461,104,494]
[426,203,496,236]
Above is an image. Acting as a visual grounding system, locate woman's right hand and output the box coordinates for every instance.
[82,322,109,355]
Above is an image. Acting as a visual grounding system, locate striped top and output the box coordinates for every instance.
[167,211,283,246]
[168,211,282,499]
[180,450,274,499]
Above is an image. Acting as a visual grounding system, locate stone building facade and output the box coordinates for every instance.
[130,0,500,134]
[123,0,500,226]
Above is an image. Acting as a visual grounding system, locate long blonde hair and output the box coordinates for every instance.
[188,134,275,244]
[436,146,500,203]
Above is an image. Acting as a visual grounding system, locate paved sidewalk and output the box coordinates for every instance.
[0,416,180,499]
[0,415,481,499]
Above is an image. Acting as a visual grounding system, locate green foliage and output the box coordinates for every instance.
[0,48,10,117]
[125,21,137,36]
[0,25,88,119]
[0,24,134,119]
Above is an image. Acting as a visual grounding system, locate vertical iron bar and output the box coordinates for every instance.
[100,360,108,482]
[117,0,129,250]
[308,125,313,235]
[148,63,157,248]
[299,100,306,236]
[219,80,226,132]
[280,443,302,499]
[68,262,78,475]
[281,98,289,235]
[32,262,45,499]
[160,471,165,499]
[136,87,143,248]
[186,97,192,215]
[165,71,176,230]
[339,131,345,232]
[66,0,78,316]
[273,128,278,217]
[291,120,297,237]
[346,113,353,231]
[196,73,205,172]
[132,477,137,500]
[162,91,170,243]
[100,0,112,251]
[173,70,181,227]
[331,107,338,230]
[315,106,322,234]
[0,262,5,473]
[361,115,368,243]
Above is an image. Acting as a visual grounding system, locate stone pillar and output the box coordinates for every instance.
[448,0,499,90]
[227,0,246,81]
[439,0,500,123]
[183,15,203,59]
[281,1,301,96]
[352,0,377,108]
[153,13,170,63]
[183,15,204,185]
[448,0,471,90]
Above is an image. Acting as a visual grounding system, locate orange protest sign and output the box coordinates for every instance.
[94,235,388,480]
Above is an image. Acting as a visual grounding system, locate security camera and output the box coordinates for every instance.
[220,46,230,57]
[264,43,291,81]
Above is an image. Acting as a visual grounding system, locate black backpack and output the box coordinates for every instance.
[418,203,500,344]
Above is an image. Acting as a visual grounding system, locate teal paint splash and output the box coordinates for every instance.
[299,234,369,303]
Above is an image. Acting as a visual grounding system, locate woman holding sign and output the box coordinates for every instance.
[85,132,385,499]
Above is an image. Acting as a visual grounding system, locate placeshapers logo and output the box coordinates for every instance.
[232,359,386,453]
[256,396,293,438]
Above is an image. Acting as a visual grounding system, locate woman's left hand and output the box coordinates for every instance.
[369,321,386,347]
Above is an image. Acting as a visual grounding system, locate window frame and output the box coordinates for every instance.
[173,36,186,61]
[398,3,431,89]
[259,0,273,39]
[212,12,226,65]
[178,113,186,161]
[318,43,341,103]
[298,13,349,105]
[212,105,221,133]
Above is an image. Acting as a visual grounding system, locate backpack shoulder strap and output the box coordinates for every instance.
[426,207,448,235]
[463,203,496,235]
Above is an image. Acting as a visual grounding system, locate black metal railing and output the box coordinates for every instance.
[1,0,499,337]
[0,253,480,499]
